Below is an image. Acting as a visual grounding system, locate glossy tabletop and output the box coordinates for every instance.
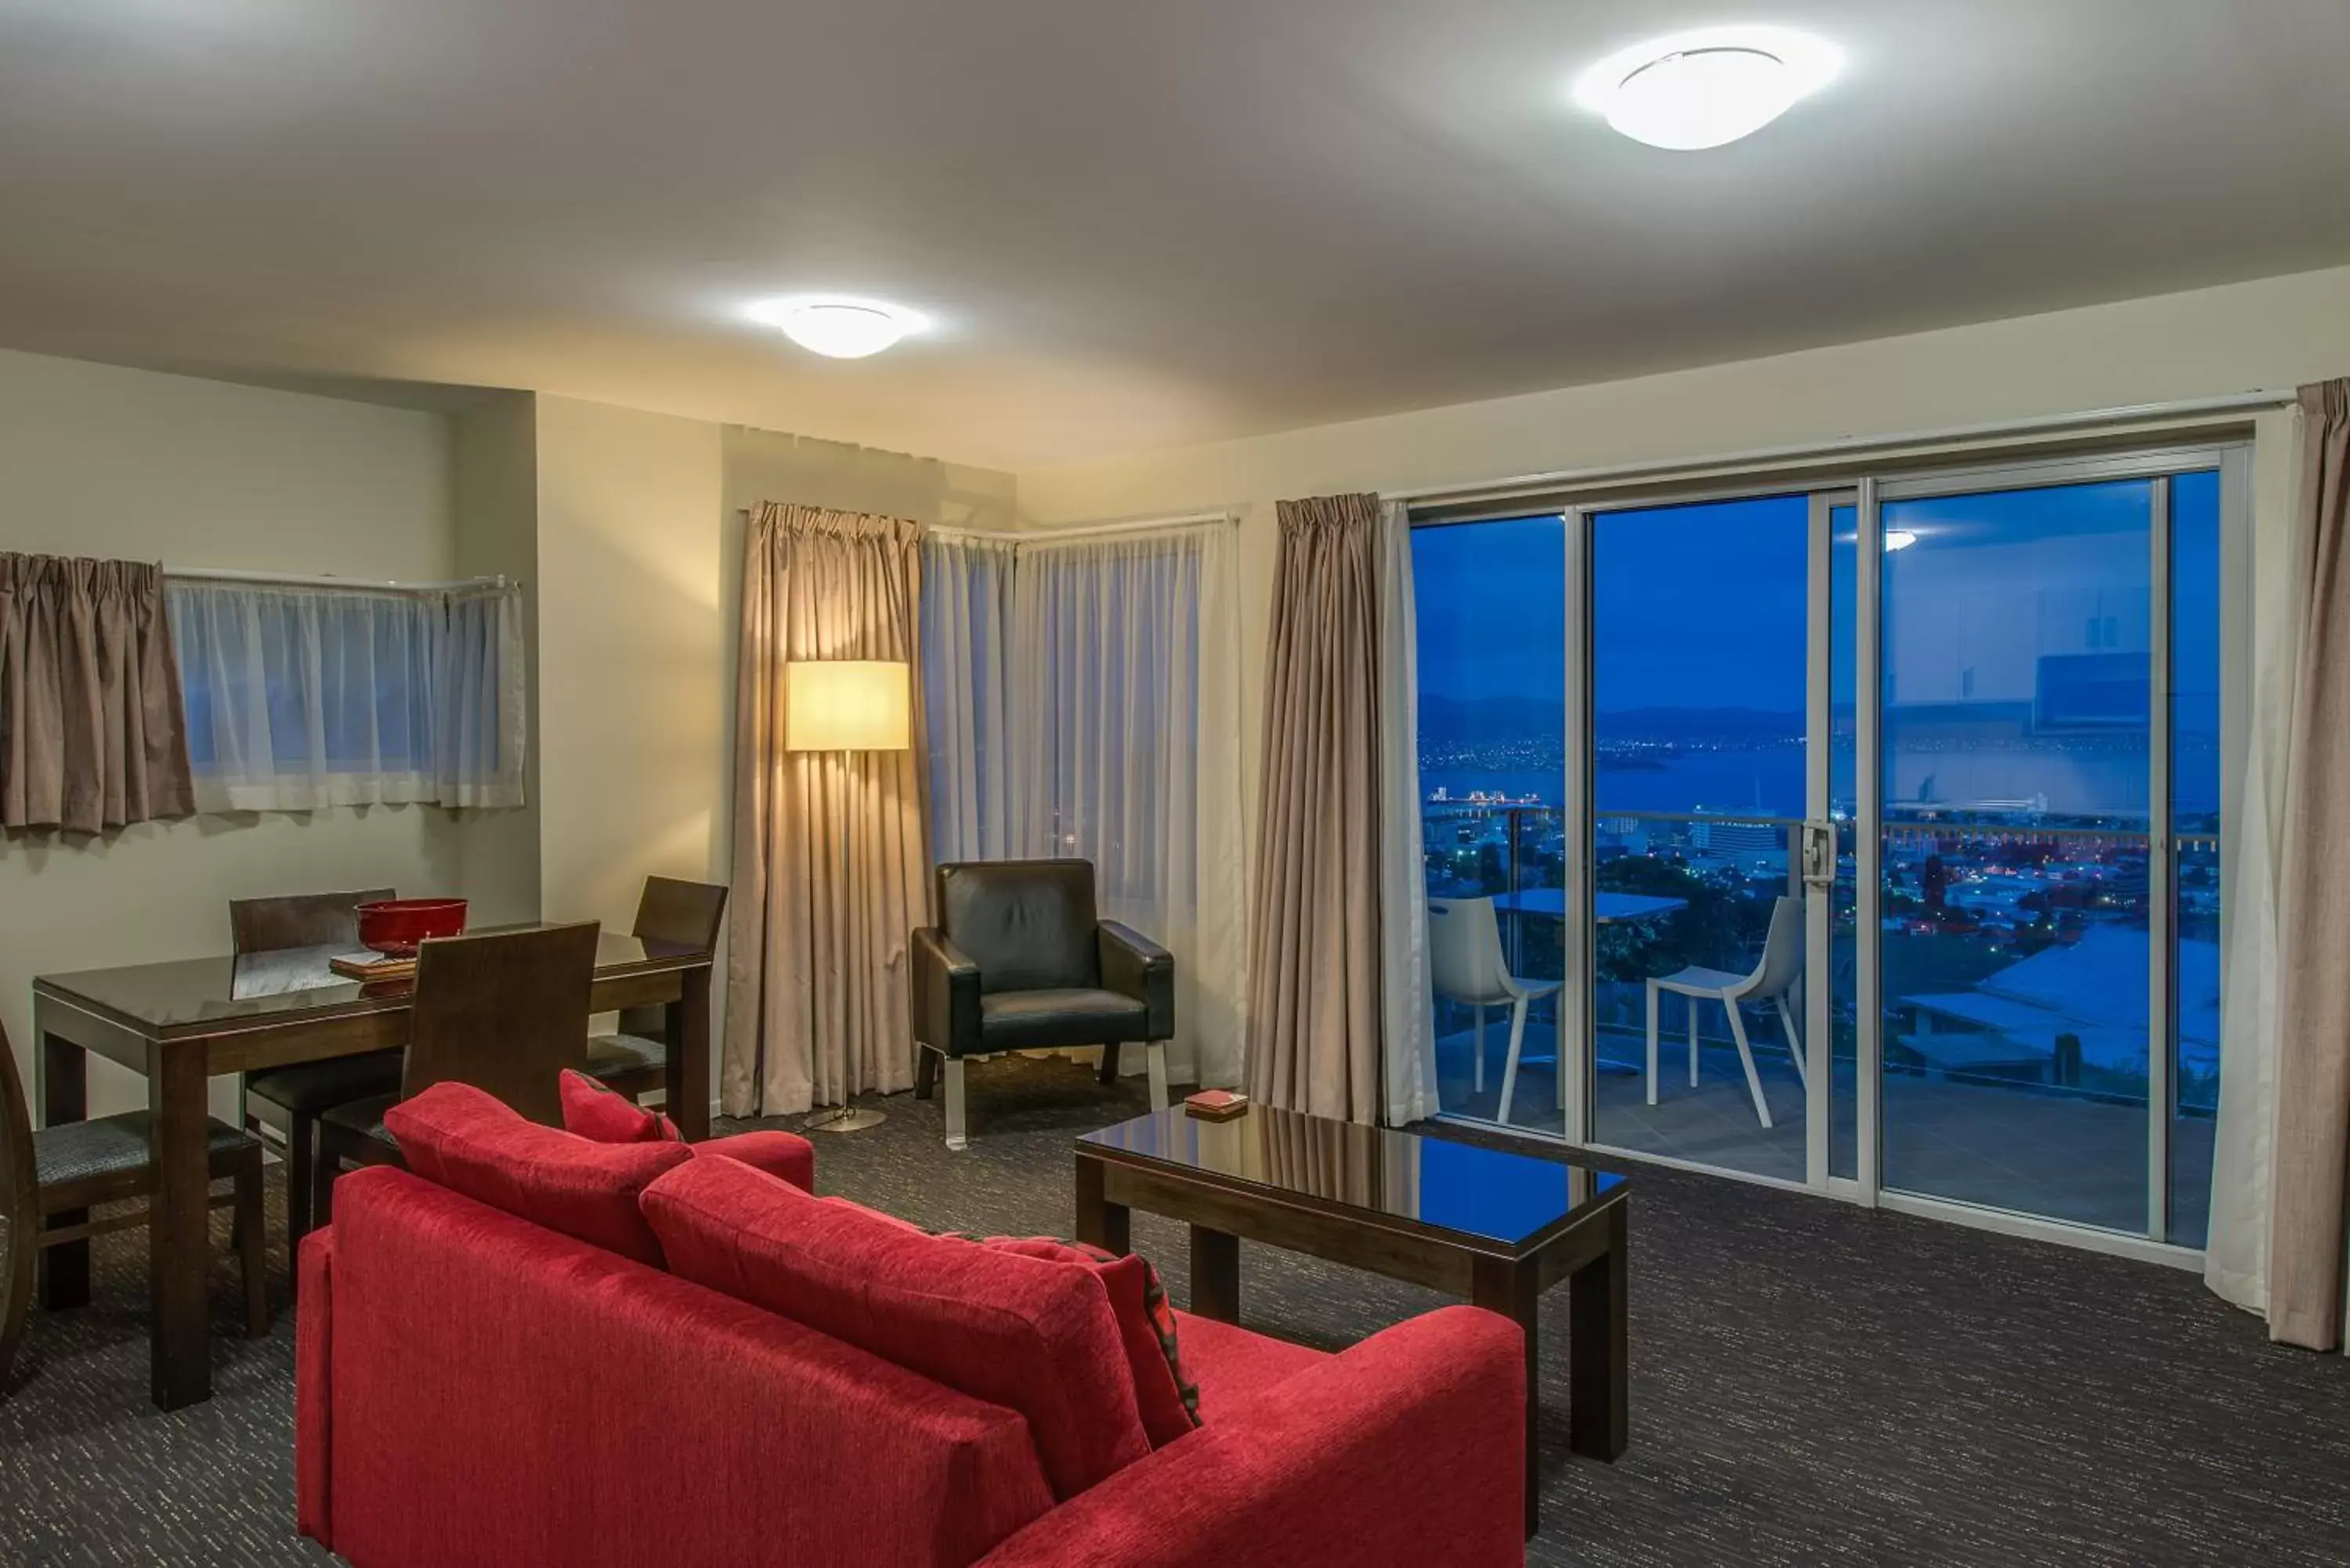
[34,929,710,1039]
[1079,1104,1625,1252]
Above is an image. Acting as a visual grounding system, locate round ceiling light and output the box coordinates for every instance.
[749,296,927,359]
[1574,27,1841,150]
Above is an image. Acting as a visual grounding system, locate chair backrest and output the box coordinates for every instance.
[1,1018,38,1389]
[1426,898,1517,1006]
[230,888,396,955]
[1744,895,1806,998]
[403,923,602,1125]
[617,878,729,1037]
[633,876,728,950]
[934,860,1100,995]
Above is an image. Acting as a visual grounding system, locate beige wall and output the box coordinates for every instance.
[0,349,493,1117]
[1015,263,2350,893]
[449,391,545,927]
[532,396,727,939]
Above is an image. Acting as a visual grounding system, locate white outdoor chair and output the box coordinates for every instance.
[1429,897,1564,1128]
[1644,894,1806,1128]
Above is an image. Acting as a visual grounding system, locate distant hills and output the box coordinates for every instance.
[1418,693,1805,746]
[1418,693,1562,745]
[1594,706,1806,743]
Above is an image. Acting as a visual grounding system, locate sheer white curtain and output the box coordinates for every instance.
[1011,526,1246,1088]
[167,580,526,813]
[921,523,1247,1088]
[436,585,528,808]
[1376,500,1439,1125]
[921,535,1019,862]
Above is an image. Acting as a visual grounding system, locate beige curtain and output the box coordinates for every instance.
[0,555,193,834]
[722,505,929,1116]
[2269,378,2350,1350]
[1246,493,1383,1123]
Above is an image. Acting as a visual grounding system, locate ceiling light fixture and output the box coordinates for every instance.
[1574,27,1841,150]
[748,296,927,359]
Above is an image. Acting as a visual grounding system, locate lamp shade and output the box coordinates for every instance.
[784,660,912,752]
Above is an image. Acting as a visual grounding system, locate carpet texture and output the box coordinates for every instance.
[3,1054,2347,1566]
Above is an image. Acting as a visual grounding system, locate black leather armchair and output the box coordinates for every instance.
[912,859,1174,1150]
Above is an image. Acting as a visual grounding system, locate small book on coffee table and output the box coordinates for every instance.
[1184,1089,1249,1122]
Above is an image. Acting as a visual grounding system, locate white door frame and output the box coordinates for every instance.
[1560,504,1593,1150]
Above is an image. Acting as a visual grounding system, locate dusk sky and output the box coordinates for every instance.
[1412,476,2220,735]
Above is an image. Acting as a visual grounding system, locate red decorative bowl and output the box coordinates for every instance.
[356,897,469,958]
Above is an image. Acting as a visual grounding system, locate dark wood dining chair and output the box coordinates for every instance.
[585,877,728,1104]
[311,922,602,1227]
[234,888,399,1248]
[2,1017,268,1393]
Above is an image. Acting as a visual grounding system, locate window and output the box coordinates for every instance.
[168,580,526,813]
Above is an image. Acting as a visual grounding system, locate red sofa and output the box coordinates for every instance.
[295,1097,1526,1568]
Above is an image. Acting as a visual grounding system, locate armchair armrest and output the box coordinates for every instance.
[1097,920,1174,1041]
[974,1306,1525,1568]
[911,926,983,1059]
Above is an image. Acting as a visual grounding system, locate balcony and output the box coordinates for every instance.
[1422,804,2214,1241]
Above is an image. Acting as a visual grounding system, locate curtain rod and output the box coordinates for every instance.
[1387,388,2298,506]
[165,567,516,594]
[929,508,1241,544]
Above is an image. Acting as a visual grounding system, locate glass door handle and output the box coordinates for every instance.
[1801,821,1837,891]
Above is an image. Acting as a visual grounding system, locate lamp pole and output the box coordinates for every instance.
[783,659,912,1134]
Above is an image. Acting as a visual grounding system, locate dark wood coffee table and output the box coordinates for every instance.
[1075,1104,1629,1534]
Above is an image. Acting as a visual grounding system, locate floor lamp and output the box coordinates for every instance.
[785,658,912,1134]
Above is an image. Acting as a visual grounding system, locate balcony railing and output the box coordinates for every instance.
[1421,802,2205,1110]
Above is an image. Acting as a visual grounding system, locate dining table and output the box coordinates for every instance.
[31,925,714,1410]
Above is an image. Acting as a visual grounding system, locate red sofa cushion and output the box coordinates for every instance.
[642,1155,1152,1499]
[944,1235,1200,1447]
[310,1166,1058,1568]
[558,1068,683,1143]
[548,1071,817,1194]
[384,1082,691,1266]
[696,1129,818,1192]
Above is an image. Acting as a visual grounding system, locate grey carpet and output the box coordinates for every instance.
[4,1054,2348,1566]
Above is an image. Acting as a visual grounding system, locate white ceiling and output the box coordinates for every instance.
[3,0,2347,471]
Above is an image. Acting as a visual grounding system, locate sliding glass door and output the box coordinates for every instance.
[1863,453,2235,1244]
[1409,442,2237,1250]
[1582,493,1826,1182]
[1413,515,1568,1132]
[1875,475,2157,1229]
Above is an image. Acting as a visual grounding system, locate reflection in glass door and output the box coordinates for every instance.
[1867,461,2230,1242]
